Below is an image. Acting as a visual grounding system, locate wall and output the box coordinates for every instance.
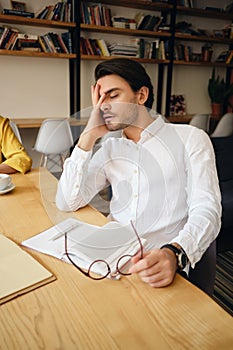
[0,0,70,166]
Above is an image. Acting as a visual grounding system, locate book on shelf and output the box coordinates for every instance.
[61,31,72,53]
[80,2,112,26]
[112,17,136,30]
[0,26,19,49]
[108,42,138,57]
[170,95,186,117]
[36,0,73,22]
[2,8,34,18]
[225,51,233,64]
[135,13,164,32]
[0,234,56,305]
[96,39,110,56]
[215,50,229,63]
[15,33,41,52]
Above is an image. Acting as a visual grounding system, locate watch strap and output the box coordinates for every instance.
[160,243,188,270]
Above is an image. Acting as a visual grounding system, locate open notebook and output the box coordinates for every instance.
[0,234,56,304]
[22,218,146,279]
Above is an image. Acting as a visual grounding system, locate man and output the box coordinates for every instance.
[0,116,32,173]
[56,58,221,289]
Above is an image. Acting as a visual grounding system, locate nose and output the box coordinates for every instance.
[100,102,111,113]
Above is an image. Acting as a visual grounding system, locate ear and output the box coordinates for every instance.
[137,86,149,105]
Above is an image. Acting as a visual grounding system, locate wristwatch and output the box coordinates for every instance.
[160,244,188,270]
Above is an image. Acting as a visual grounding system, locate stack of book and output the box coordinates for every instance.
[0,25,72,53]
[15,34,41,52]
[36,0,74,22]
[108,43,139,57]
[80,2,112,26]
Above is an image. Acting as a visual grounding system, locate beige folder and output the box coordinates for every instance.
[0,234,56,304]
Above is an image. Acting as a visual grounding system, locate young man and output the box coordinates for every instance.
[0,116,32,173]
[56,58,221,289]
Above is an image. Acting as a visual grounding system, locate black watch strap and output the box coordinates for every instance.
[160,244,188,270]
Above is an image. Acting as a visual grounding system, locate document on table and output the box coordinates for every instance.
[0,234,56,304]
[22,218,146,278]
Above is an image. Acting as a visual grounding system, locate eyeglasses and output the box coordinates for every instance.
[64,220,143,280]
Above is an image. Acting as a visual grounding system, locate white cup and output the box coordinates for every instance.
[0,174,12,191]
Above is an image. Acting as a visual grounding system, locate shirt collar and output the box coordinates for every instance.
[139,114,165,143]
[121,113,165,141]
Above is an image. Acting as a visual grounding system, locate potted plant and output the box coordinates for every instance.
[208,68,233,118]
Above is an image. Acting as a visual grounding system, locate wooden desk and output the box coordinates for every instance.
[0,169,232,350]
[12,117,88,129]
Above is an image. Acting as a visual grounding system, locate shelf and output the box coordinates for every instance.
[81,23,171,39]
[176,6,233,20]
[0,14,76,29]
[173,60,233,68]
[81,54,169,64]
[167,115,192,123]
[94,0,173,11]
[0,49,76,59]
[175,33,233,45]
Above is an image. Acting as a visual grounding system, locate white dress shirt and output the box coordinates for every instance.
[56,116,221,267]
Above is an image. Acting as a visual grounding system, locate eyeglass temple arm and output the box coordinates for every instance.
[130,220,144,259]
[64,232,90,277]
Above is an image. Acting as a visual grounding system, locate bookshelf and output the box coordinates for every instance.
[0,0,79,115]
[79,0,175,114]
[167,1,233,117]
[78,0,233,118]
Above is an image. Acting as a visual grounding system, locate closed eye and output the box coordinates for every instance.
[110,94,118,99]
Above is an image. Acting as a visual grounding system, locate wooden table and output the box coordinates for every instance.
[0,169,232,350]
[12,117,88,129]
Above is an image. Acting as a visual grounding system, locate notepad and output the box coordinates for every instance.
[22,218,146,279]
[0,234,56,304]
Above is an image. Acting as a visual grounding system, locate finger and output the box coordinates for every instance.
[129,251,159,274]
[131,250,150,264]
[92,83,100,105]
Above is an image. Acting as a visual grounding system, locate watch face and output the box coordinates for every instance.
[180,253,188,269]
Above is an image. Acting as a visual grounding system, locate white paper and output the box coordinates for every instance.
[22,218,146,278]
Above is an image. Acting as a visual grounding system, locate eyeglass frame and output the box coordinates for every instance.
[64,220,143,280]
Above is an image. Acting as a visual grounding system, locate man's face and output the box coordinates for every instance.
[97,74,140,131]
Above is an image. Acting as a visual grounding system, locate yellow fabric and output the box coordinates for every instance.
[0,116,32,173]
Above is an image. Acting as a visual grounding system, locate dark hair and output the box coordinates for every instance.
[94,58,154,109]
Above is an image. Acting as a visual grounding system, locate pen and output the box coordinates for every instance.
[49,223,81,241]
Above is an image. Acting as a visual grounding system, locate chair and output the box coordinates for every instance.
[210,135,233,253]
[189,114,210,132]
[9,121,22,143]
[189,240,216,296]
[34,119,73,168]
[211,113,233,137]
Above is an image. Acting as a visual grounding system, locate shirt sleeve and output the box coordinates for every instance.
[56,145,109,212]
[1,118,32,173]
[171,128,222,267]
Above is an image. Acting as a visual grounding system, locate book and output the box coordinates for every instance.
[22,218,146,279]
[0,234,56,304]
[2,8,34,18]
